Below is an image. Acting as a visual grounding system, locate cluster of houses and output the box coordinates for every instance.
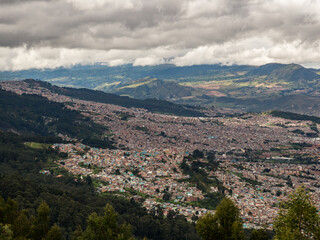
[54,143,208,219]
[215,161,320,229]
[2,80,320,228]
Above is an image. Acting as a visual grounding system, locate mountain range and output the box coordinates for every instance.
[19,79,206,117]
[1,63,320,116]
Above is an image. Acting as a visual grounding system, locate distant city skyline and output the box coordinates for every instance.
[1,0,320,70]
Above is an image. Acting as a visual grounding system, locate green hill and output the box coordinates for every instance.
[22,79,206,117]
[216,94,320,116]
[248,63,320,82]
[0,88,115,148]
[114,78,195,100]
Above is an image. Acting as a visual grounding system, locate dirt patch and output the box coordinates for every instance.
[206,91,227,97]
[192,84,221,90]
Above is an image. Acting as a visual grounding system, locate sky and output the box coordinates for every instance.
[1,0,320,70]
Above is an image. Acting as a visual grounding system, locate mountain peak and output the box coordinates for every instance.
[249,63,319,82]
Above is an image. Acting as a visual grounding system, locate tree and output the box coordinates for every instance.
[85,175,93,186]
[46,224,62,240]
[196,198,244,240]
[231,221,245,240]
[274,186,320,240]
[0,223,13,240]
[0,198,19,225]
[79,204,134,240]
[0,197,59,239]
[215,198,244,240]
[250,229,268,240]
[197,182,207,193]
[163,192,172,201]
[192,150,204,159]
[11,211,31,238]
[167,210,177,220]
[207,151,216,164]
[196,213,219,240]
[30,201,50,240]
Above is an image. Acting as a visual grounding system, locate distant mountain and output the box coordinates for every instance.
[22,79,206,117]
[0,63,253,89]
[2,63,320,116]
[248,63,285,75]
[216,94,320,116]
[113,78,195,100]
[248,63,320,82]
[1,63,318,88]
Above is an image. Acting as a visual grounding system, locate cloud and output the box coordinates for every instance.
[0,46,183,71]
[0,0,320,70]
[133,57,166,66]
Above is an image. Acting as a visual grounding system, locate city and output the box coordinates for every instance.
[2,80,319,230]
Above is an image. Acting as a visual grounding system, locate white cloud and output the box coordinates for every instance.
[133,57,166,66]
[0,0,320,70]
[107,59,126,67]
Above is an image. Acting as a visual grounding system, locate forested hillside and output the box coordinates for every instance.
[22,79,206,117]
[0,88,115,149]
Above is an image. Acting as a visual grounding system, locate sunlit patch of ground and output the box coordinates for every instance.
[206,91,227,97]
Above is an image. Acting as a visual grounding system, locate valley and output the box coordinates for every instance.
[2,63,320,116]
[1,79,320,231]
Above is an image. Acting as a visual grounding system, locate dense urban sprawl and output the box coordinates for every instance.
[1,80,320,229]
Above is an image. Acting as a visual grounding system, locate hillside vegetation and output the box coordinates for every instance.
[22,79,206,117]
[0,88,115,149]
[0,132,200,240]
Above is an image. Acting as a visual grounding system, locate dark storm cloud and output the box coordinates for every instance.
[0,0,185,48]
[0,0,320,70]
